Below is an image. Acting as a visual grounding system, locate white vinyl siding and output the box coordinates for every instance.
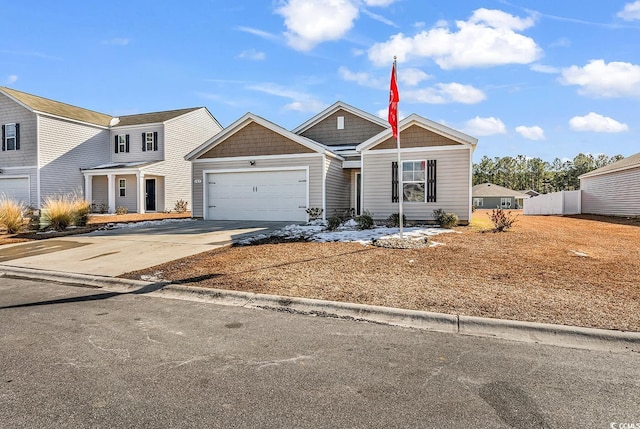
[91,176,108,210]
[38,116,109,206]
[145,108,221,212]
[362,148,471,222]
[192,154,323,218]
[111,126,164,163]
[581,167,640,216]
[324,156,351,217]
[115,174,137,212]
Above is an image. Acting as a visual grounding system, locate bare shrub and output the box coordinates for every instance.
[488,208,518,232]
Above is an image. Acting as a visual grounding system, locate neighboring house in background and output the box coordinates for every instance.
[0,87,222,213]
[186,101,478,223]
[579,151,640,216]
[522,189,540,198]
[472,183,529,209]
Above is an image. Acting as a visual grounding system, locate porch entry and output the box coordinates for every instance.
[145,179,156,211]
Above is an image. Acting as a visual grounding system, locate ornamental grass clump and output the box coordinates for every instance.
[73,198,92,227]
[42,194,76,231]
[0,197,25,234]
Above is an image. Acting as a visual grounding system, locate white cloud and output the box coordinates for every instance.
[246,82,327,113]
[559,59,640,98]
[376,107,405,121]
[237,49,266,60]
[569,112,629,133]
[515,125,545,140]
[237,26,280,41]
[617,1,640,21]
[368,8,541,69]
[361,8,397,27]
[398,68,431,86]
[403,83,486,104]
[102,38,129,46]
[338,66,384,88]
[276,0,359,51]
[463,116,507,136]
[363,0,396,6]
[6,75,18,84]
[530,64,559,74]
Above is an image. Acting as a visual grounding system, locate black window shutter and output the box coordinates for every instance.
[391,161,399,203]
[426,160,437,202]
[1,125,5,151]
[142,133,146,152]
[15,123,20,150]
[114,135,118,153]
[153,131,158,151]
[125,134,130,152]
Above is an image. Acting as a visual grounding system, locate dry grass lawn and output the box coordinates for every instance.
[123,210,640,332]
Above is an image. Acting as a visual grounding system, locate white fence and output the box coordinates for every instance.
[523,190,581,215]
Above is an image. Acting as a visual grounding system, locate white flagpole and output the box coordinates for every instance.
[395,57,403,238]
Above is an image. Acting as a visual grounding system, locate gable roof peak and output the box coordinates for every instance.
[292,100,389,134]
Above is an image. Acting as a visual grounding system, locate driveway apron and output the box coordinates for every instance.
[0,220,289,277]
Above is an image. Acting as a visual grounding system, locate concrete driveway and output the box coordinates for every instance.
[0,220,290,277]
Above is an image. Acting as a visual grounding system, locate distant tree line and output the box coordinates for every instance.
[473,153,624,193]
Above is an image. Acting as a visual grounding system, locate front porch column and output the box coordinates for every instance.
[137,172,145,214]
[84,174,92,205]
[107,174,116,214]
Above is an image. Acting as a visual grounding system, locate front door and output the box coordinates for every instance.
[145,179,156,211]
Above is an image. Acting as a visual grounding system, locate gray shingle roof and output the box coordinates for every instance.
[579,152,639,179]
[472,183,529,198]
[115,108,202,126]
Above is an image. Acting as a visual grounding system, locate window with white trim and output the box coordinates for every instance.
[473,198,483,207]
[119,179,126,197]
[145,132,154,151]
[500,197,511,208]
[402,161,426,202]
[118,135,127,153]
[2,123,19,151]
[337,116,344,130]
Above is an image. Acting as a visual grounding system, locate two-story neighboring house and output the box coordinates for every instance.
[0,87,222,213]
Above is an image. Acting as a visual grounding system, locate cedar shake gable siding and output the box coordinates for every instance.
[299,109,386,146]
[198,122,315,159]
[370,125,462,150]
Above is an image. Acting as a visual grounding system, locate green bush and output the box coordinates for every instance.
[174,199,188,213]
[488,208,518,232]
[355,211,374,230]
[0,198,25,234]
[306,207,323,220]
[326,214,342,231]
[433,208,458,228]
[386,212,406,227]
[115,206,128,215]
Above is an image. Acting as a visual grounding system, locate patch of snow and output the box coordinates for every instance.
[238,221,455,247]
[105,218,195,230]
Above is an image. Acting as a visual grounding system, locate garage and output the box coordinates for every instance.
[206,169,308,221]
[0,177,30,204]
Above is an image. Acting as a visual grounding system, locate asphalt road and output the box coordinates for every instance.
[0,278,638,428]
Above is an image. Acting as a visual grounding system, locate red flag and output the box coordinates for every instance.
[388,61,399,138]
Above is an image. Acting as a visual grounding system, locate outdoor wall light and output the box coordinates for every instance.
[249,160,255,166]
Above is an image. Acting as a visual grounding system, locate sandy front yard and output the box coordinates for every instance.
[121,211,640,332]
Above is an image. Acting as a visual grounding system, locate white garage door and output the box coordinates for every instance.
[207,169,308,221]
[0,177,29,204]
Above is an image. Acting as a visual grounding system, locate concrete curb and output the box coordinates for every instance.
[2,265,639,352]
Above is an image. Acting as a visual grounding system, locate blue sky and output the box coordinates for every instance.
[2,0,640,162]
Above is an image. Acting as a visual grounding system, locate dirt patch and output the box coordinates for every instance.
[122,210,640,332]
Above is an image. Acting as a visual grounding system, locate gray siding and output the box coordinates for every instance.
[581,167,640,216]
[38,116,109,206]
[0,93,38,168]
[110,125,164,163]
[362,148,471,222]
[146,108,221,212]
[115,174,138,212]
[91,176,108,210]
[474,196,517,209]
[191,155,324,218]
[299,109,386,146]
[324,156,351,216]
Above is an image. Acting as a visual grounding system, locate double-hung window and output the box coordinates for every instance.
[119,179,126,197]
[402,161,426,202]
[142,131,158,152]
[2,123,19,151]
[473,198,483,207]
[118,135,127,153]
[145,132,154,151]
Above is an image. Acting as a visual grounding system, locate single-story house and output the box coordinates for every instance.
[0,86,222,213]
[472,183,529,209]
[579,151,640,216]
[185,101,478,223]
